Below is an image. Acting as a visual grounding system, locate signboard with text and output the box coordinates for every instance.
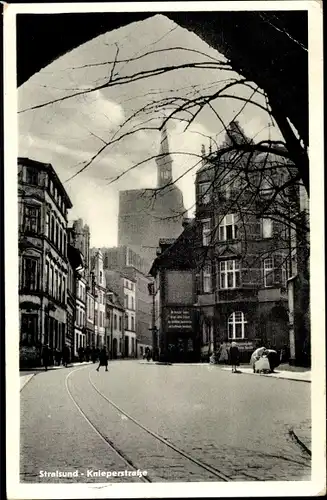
[166,307,193,332]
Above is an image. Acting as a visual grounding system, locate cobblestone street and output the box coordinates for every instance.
[20,361,311,483]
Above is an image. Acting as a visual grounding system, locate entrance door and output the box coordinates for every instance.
[113,338,118,359]
[124,335,129,357]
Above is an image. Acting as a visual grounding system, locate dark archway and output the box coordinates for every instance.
[17,11,308,147]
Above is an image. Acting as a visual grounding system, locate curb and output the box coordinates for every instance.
[20,374,35,391]
[221,367,311,383]
[289,428,312,456]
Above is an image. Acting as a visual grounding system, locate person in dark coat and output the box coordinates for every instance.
[54,348,62,366]
[229,342,240,373]
[78,346,84,363]
[42,344,50,371]
[62,344,70,367]
[96,347,108,372]
[85,345,91,362]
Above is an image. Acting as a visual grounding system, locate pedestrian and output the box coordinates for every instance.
[42,344,50,371]
[229,342,240,373]
[78,346,84,363]
[62,344,70,367]
[55,348,62,366]
[85,345,91,362]
[96,346,108,372]
[219,342,229,364]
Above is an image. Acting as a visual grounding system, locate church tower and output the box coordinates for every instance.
[156,124,173,188]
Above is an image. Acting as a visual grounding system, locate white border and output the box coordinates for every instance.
[4,1,325,498]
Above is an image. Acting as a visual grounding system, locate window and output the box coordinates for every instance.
[260,177,274,198]
[124,294,128,308]
[263,257,274,287]
[114,314,117,330]
[54,270,58,300]
[55,222,59,248]
[202,219,211,246]
[219,214,238,241]
[49,265,53,296]
[220,260,241,289]
[22,257,39,290]
[51,215,55,241]
[58,274,62,302]
[262,218,273,238]
[203,264,212,293]
[228,312,247,339]
[124,313,128,330]
[24,205,40,234]
[131,296,134,310]
[63,233,67,257]
[161,170,170,180]
[131,316,135,331]
[45,212,50,237]
[119,316,122,331]
[45,261,49,293]
[25,166,38,185]
[198,182,211,204]
[62,276,66,303]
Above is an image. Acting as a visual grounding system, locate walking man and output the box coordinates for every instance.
[96,346,109,372]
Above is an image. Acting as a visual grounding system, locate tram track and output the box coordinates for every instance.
[65,365,310,482]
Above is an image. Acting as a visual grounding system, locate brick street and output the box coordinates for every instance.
[20,361,311,483]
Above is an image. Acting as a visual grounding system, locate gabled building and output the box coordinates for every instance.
[195,123,291,361]
[18,157,72,365]
[149,220,200,363]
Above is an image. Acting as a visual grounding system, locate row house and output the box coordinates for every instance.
[148,121,301,364]
[195,122,295,362]
[18,157,72,361]
[149,228,198,363]
[104,269,136,358]
[105,289,124,358]
[90,249,106,348]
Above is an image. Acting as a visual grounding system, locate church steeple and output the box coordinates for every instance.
[156,123,173,188]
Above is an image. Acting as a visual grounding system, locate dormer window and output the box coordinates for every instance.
[25,166,39,186]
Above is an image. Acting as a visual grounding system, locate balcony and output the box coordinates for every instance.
[258,286,288,302]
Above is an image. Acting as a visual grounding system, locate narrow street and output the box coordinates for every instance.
[20,361,311,483]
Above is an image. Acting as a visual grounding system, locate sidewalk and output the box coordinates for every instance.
[139,361,311,382]
[221,365,311,383]
[20,361,93,391]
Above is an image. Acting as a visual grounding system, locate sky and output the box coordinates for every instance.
[18,14,283,247]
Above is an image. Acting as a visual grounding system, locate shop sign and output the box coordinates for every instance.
[166,308,193,331]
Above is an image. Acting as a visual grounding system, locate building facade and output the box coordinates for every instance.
[123,276,137,357]
[102,246,153,357]
[149,227,199,363]
[90,249,106,348]
[18,157,72,364]
[194,123,291,362]
[118,125,186,267]
[105,289,124,359]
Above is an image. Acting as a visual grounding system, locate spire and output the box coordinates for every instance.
[156,123,173,188]
[159,123,171,161]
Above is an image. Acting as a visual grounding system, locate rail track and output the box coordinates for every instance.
[65,365,310,483]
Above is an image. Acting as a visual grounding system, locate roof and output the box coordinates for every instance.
[149,219,197,276]
[18,157,73,208]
